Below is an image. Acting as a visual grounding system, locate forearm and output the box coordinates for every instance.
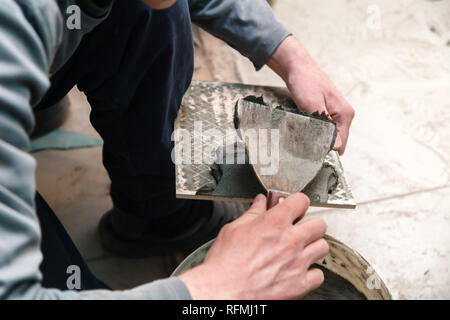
[77,278,191,300]
[266,35,313,83]
[189,0,291,70]
[0,0,64,299]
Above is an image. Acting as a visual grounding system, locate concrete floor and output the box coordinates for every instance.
[34,0,449,299]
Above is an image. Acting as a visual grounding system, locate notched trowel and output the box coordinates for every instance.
[235,98,337,208]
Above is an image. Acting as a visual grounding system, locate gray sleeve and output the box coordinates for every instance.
[77,278,192,300]
[189,0,291,70]
[0,0,191,300]
[50,0,112,73]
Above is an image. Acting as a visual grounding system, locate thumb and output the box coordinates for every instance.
[235,194,267,225]
[332,133,343,153]
[248,193,267,213]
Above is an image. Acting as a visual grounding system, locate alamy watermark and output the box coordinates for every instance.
[66,265,81,290]
[66,5,81,30]
[363,4,383,40]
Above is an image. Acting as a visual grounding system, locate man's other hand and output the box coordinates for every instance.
[267,35,355,155]
[178,193,329,300]
[141,0,176,10]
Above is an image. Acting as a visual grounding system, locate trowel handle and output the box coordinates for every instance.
[267,190,290,209]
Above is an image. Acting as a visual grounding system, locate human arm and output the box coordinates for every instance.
[267,35,355,154]
[189,0,354,154]
[179,193,329,299]
[0,0,190,300]
[189,0,291,71]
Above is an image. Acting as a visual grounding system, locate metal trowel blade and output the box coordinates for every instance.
[235,98,337,200]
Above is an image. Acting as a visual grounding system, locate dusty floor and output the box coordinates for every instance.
[34,0,449,299]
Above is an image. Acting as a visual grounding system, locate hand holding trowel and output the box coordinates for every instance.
[235,98,337,209]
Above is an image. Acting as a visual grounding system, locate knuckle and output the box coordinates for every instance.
[299,193,311,207]
[220,223,235,236]
[284,228,300,246]
[284,237,298,250]
[295,230,307,244]
[289,193,310,210]
[312,217,327,233]
[319,269,325,282]
[297,250,309,266]
[276,201,293,215]
[270,211,287,229]
[346,105,355,120]
[316,269,325,284]
[301,97,320,110]
[284,239,301,257]
[318,239,329,254]
[304,269,325,291]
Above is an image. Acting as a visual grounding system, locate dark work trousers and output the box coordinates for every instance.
[36,192,109,290]
[36,0,211,290]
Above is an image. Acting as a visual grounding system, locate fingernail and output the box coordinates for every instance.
[253,194,266,206]
[255,193,265,202]
[333,134,343,151]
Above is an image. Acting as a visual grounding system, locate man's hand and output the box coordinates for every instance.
[267,36,355,155]
[178,193,329,300]
[141,0,176,10]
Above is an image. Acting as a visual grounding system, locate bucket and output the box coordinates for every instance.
[172,234,392,300]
